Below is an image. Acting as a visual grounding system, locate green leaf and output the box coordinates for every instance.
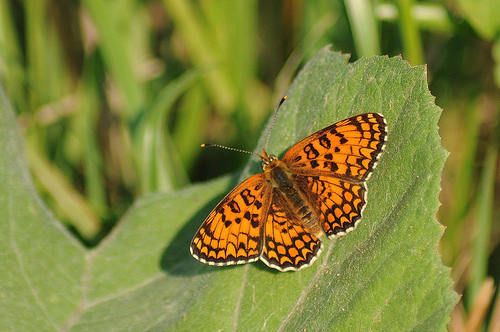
[0,88,85,330]
[0,47,458,331]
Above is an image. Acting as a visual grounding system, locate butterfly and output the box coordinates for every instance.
[190,107,387,272]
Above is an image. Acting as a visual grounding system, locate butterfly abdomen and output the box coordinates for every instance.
[267,161,321,237]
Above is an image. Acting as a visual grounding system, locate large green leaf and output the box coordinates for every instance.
[0,47,458,331]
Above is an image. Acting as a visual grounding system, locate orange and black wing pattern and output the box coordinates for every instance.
[282,113,387,181]
[294,175,367,238]
[190,174,272,266]
[261,191,322,271]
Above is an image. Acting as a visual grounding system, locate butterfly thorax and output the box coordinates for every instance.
[260,149,322,237]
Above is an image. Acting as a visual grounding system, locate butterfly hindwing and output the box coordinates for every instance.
[294,174,366,238]
[261,191,322,271]
[282,113,387,181]
[190,174,272,266]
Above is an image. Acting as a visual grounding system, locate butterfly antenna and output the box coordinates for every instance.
[202,96,288,157]
[201,143,261,157]
[264,95,287,151]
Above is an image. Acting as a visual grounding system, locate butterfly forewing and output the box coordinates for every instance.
[282,113,387,181]
[190,174,272,266]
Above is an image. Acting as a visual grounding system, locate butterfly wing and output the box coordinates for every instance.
[261,191,323,271]
[294,175,366,238]
[190,174,272,266]
[282,113,387,181]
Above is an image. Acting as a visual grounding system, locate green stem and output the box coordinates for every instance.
[344,0,381,58]
[468,116,499,308]
[395,0,424,65]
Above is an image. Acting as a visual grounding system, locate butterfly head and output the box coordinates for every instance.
[259,149,278,170]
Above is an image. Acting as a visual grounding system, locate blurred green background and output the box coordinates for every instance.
[0,0,499,329]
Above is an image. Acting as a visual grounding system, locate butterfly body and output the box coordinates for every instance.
[191,113,387,272]
[261,152,323,238]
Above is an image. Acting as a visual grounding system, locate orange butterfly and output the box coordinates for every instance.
[191,108,387,272]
